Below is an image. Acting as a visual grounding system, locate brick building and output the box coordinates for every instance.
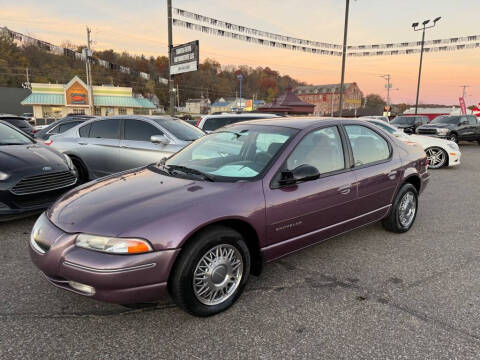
[294,83,363,116]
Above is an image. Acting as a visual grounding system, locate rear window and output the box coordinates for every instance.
[58,121,81,133]
[5,118,32,128]
[152,118,204,141]
[79,123,92,137]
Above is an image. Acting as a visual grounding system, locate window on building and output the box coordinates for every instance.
[118,108,127,115]
[94,107,101,116]
[124,119,162,141]
[72,108,86,115]
[89,119,120,139]
[133,108,150,115]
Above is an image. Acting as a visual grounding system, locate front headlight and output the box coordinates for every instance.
[63,154,74,170]
[436,128,450,136]
[76,234,153,254]
[0,171,9,181]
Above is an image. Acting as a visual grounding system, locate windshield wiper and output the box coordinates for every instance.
[166,165,215,182]
[0,142,26,145]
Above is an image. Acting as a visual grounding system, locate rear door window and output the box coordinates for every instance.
[345,125,390,166]
[89,119,120,139]
[467,116,477,125]
[124,119,162,141]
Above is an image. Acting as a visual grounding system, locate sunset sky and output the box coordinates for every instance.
[2,0,479,105]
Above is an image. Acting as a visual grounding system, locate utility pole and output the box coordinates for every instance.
[412,17,441,114]
[460,85,469,100]
[86,26,94,116]
[176,83,180,110]
[330,89,335,117]
[167,0,175,116]
[338,0,350,117]
[380,74,392,105]
[25,67,30,86]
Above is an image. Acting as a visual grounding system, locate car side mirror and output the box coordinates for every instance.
[280,164,320,185]
[460,121,468,126]
[150,135,170,145]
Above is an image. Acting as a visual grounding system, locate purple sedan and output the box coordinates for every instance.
[30,118,430,316]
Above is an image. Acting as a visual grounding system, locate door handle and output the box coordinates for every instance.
[337,184,351,195]
[387,171,397,180]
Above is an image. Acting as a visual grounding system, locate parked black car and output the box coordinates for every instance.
[35,116,94,140]
[0,114,35,136]
[416,115,480,143]
[0,121,78,221]
[391,115,429,134]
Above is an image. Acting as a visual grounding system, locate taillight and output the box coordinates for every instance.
[33,129,38,134]
[44,139,53,146]
[196,117,203,127]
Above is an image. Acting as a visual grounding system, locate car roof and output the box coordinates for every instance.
[232,116,368,130]
[0,114,28,120]
[202,113,279,119]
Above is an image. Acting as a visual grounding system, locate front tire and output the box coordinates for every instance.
[382,183,419,233]
[449,133,458,143]
[169,226,251,317]
[425,147,447,169]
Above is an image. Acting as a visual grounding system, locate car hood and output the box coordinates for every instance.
[418,123,456,129]
[393,123,415,128]
[0,143,68,172]
[48,167,250,238]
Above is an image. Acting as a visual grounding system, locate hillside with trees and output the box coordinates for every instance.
[0,35,304,108]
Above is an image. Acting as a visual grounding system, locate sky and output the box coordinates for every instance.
[1,0,479,105]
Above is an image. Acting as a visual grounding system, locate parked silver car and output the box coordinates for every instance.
[47,115,205,181]
[197,113,280,133]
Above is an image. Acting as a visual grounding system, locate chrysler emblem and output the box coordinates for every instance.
[42,166,53,171]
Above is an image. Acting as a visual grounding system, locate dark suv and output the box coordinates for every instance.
[391,115,429,134]
[416,115,480,143]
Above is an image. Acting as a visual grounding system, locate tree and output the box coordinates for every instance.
[365,94,386,107]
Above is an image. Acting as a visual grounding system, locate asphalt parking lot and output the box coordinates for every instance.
[1,144,480,359]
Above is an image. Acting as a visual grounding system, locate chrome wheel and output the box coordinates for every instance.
[193,244,244,306]
[398,191,417,228]
[425,147,446,169]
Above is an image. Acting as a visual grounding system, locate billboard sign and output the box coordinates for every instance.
[170,40,199,75]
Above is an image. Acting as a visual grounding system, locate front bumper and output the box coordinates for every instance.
[29,213,180,304]
[447,151,461,167]
[0,186,76,221]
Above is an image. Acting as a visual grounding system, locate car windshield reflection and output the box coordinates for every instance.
[164,125,297,181]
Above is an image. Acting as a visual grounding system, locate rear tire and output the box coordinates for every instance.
[169,226,250,317]
[382,183,418,233]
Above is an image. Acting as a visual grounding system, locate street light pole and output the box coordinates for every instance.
[167,0,175,116]
[338,0,350,117]
[412,17,441,115]
[237,74,243,110]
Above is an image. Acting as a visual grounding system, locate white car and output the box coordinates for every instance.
[197,113,280,133]
[360,115,390,123]
[365,119,461,169]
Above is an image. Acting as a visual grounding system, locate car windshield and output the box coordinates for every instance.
[162,124,297,181]
[0,122,33,145]
[391,116,415,125]
[431,116,460,125]
[152,118,204,141]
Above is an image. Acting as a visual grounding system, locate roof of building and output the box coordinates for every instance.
[21,93,155,108]
[294,83,356,94]
[211,101,231,107]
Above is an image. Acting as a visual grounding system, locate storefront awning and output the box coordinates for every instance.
[21,94,155,109]
[21,93,64,105]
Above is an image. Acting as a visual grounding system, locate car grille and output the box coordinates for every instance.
[11,171,77,195]
[417,128,438,135]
